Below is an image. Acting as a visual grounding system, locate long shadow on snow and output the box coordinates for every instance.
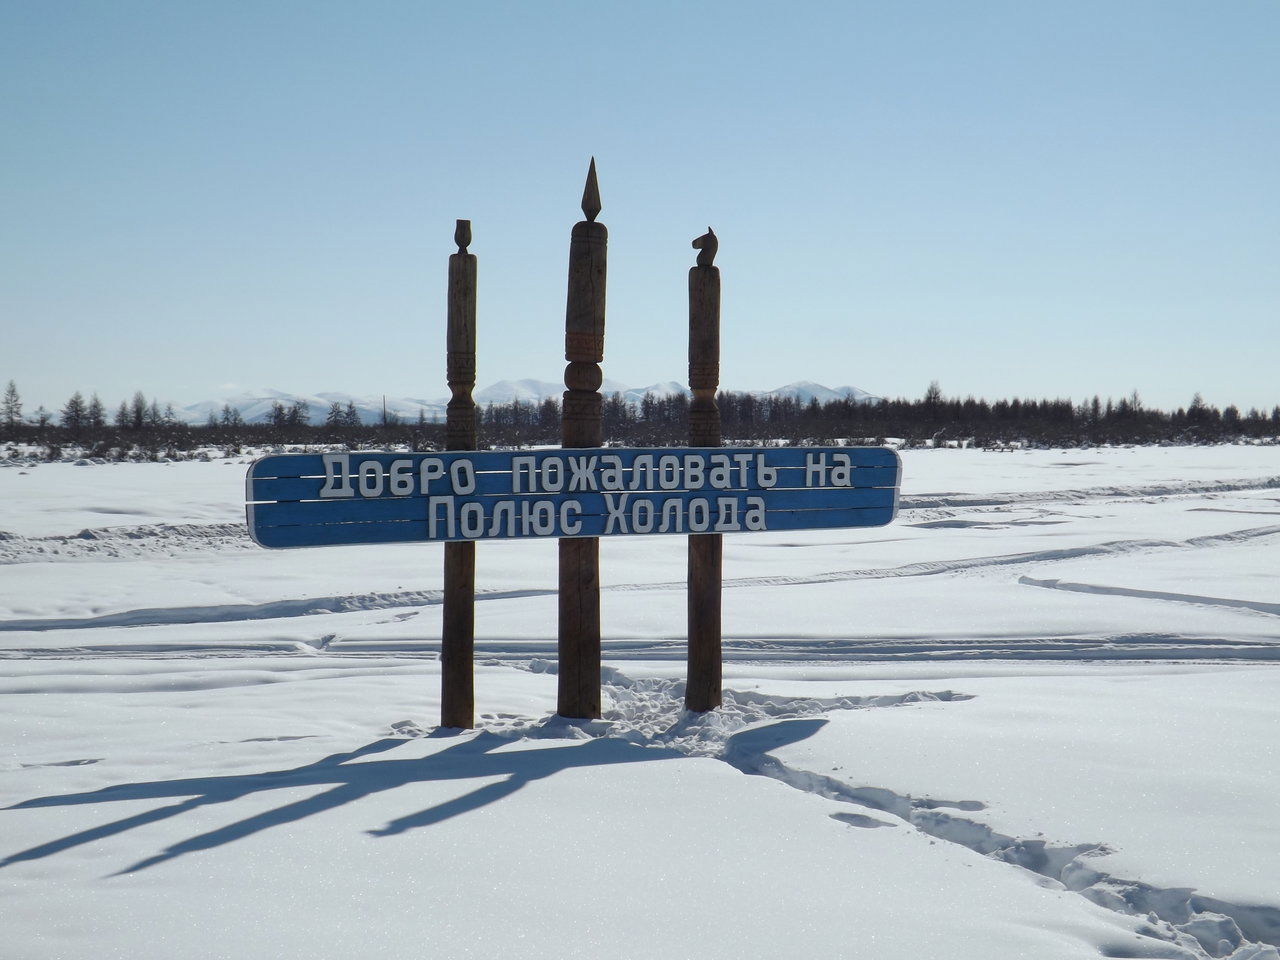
[2,720,825,875]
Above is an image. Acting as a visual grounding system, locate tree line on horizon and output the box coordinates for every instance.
[3,379,1278,456]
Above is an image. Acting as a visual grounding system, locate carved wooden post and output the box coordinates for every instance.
[558,159,606,719]
[686,227,722,712]
[441,219,477,729]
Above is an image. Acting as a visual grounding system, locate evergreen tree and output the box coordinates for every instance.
[60,391,87,433]
[1188,393,1208,422]
[220,403,244,427]
[86,394,105,429]
[325,402,345,428]
[538,398,558,431]
[2,380,21,428]
[603,393,628,433]
[130,391,147,430]
[343,401,360,427]
[640,392,658,421]
[924,380,943,417]
[115,401,130,429]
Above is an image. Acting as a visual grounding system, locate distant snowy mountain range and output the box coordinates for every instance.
[178,380,881,425]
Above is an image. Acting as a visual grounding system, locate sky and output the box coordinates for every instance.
[2,0,1277,414]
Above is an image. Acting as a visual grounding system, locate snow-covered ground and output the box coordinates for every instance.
[2,447,1278,959]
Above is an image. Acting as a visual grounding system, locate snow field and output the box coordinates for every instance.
[2,446,1279,958]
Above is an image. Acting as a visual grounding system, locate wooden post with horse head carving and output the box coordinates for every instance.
[686,227,722,712]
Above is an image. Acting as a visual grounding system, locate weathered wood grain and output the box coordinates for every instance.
[559,160,607,719]
[442,219,477,729]
[687,227,722,712]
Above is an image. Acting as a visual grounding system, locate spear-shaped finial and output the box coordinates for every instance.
[692,226,717,267]
[581,157,601,222]
[455,219,471,254]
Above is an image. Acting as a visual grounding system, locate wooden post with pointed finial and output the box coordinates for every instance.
[441,218,477,729]
[558,159,607,719]
[686,227,722,712]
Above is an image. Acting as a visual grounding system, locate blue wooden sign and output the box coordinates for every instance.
[246,447,900,549]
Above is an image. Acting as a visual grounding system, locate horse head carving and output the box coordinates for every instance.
[692,227,717,267]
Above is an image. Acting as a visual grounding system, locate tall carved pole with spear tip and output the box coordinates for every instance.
[558,159,607,719]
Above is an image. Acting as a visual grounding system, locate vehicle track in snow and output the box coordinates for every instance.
[1019,577,1280,618]
[734,744,1280,959]
[3,523,1277,636]
[474,669,1280,960]
[8,633,1280,663]
[2,475,1276,566]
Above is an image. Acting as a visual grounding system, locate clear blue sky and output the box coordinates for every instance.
[3,0,1277,413]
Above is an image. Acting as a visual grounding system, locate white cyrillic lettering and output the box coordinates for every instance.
[488,501,516,537]
[319,454,354,498]
[604,493,630,534]
[628,455,655,490]
[733,453,753,487]
[358,460,385,498]
[688,498,711,532]
[512,456,537,493]
[518,500,555,536]
[427,496,456,539]
[805,453,827,487]
[560,501,583,536]
[459,502,485,538]
[567,455,598,491]
[527,500,556,536]
[419,458,445,492]
[830,453,852,487]
[744,496,767,530]
[389,459,414,496]
[658,455,681,490]
[708,454,733,489]
[632,498,655,533]
[540,458,565,493]
[714,497,741,532]
[683,455,705,490]
[659,498,684,533]
[449,459,476,495]
[599,455,625,490]
[756,455,778,489]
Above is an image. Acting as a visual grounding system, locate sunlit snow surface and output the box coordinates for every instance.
[2,447,1278,959]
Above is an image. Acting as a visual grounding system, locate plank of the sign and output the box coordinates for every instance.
[251,486,896,530]
[250,502,897,549]
[247,464,902,504]
[247,446,900,480]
